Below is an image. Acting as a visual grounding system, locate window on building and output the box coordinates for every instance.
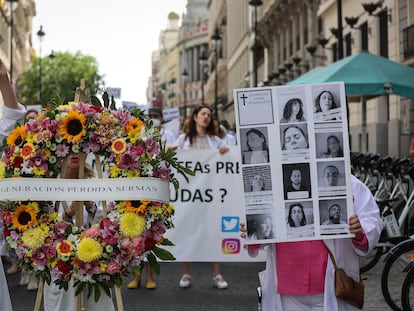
[360,22,368,51]
[378,9,388,57]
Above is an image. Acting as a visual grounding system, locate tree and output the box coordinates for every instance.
[17,51,105,106]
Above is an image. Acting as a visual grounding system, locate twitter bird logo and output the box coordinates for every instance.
[222,216,240,232]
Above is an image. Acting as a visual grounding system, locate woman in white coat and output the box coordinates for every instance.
[174,104,229,289]
[241,175,382,310]
[0,57,27,311]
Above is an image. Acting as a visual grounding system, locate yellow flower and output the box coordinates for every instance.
[21,143,35,160]
[127,169,140,178]
[120,213,146,238]
[11,204,38,231]
[111,138,127,154]
[125,119,143,135]
[0,162,6,178]
[56,240,73,257]
[77,237,103,262]
[128,130,140,143]
[149,205,162,216]
[59,110,87,143]
[22,226,48,249]
[109,165,121,178]
[7,125,26,147]
[125,200,148,215]
[166,203,174,215]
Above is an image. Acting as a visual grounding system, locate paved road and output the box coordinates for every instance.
[4,258,397,310]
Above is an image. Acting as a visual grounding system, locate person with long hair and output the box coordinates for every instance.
[174,104,229,289]
[243,128,269,164]
[247,214,274,240]
[287,203,307,227]
[280,98,306,123]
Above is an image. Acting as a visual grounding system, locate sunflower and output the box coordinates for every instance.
[125,119,143,134]
[59,110,87,143]
[125,200,149,215]
[6,125,26,147]
[11,204,38,231]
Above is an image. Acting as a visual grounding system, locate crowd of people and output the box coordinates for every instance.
[0,54,383,311]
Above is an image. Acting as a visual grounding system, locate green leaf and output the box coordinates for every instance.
[75,281,86,297]
[160,238,175,246]
[102,91,109,108]
[147,253,160,275]
[152,246,176,261]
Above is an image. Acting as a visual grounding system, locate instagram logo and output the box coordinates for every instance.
[222,239,240,254]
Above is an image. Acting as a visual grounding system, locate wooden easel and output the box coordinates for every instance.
[34,80,124,311]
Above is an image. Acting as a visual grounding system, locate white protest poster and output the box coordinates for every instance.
[233,82,354,245]
[164,148,265,262]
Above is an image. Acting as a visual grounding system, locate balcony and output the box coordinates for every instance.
[403,24,414,59]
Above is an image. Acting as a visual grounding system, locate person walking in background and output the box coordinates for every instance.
[174,104,229,290]
[147,107,176,147]
[220,119,237,144]
[213,118,236,146]
[0,57,27,311]
[240,175,382,310]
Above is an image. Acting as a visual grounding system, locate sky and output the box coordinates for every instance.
[32,0,187,105]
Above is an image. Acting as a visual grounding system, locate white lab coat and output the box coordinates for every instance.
[259,176,383,311]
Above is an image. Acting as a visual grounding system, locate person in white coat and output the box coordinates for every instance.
[241,175,382,310]
[43,153,115,311]
[0,57,27,311]
[173,104,229,290]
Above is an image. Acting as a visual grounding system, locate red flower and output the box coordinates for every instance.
[57,260,72,274]
[145,238,156,251]
[12,156,23,168]
[3,226,10,237]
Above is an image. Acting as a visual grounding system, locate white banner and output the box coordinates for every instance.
[0,178,170,202]
[164,148,265,262]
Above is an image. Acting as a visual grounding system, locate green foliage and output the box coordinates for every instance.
[17,51,105,107]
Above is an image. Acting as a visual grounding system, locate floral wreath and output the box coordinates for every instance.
[0,98,192,301]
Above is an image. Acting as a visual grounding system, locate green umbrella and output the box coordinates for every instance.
[287,51,414,99]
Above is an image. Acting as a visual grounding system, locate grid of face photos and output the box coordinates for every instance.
[234,82,353,244]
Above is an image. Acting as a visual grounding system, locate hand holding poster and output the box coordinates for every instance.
[234,82,354,244]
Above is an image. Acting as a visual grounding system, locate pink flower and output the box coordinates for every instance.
[77,259,100,276]
[145,139,160,158]
[55,144,69,157]
[84,227,100,238]
[105,261,122,275]
[153,167,172,181]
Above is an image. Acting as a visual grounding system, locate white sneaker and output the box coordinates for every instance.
[213,274,228,289]
[27,274,38,291]
[179,274,191,288]
[19,271,30,286]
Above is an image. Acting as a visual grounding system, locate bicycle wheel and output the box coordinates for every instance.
[359,246,383,273]
[381,239,414,311]
[401,265,414,311]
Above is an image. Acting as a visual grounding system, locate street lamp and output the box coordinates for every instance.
[37,25,45,105]
[211,27,221,119]
[249,0,262,87]
[7,0,18,82]
[198,50,207,105]
[181,68,188,121]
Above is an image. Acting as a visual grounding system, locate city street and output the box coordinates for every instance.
[4,257,397,310]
